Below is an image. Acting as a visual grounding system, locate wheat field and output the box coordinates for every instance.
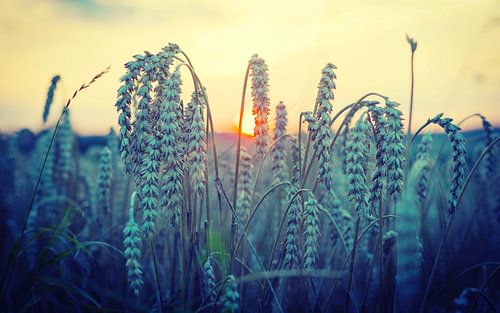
[0,39,499,313]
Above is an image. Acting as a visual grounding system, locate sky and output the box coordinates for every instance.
[0,0,499,135]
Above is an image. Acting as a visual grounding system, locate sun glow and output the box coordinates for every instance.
[233,113,255,137]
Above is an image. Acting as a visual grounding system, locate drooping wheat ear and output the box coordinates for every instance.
[346,113,371,216]
[96,147,113,221]
[186,90,208,195]
[283,185,301,269]
[221,275,240,313]
[303,193,321,269]
[289,136,302,186]
[384,99,406,199]
[159,67,184,226]
[123,191,144,296]
[339,103,363,174]
[130,53,157,186]
[125,54,161,236]
[202,254,217,304]
[42,75,61,124]
[115,55,143,174]
[249,54,270,159]
[236,148,253,225]
[115,44,180,174]
[368,105,388,215]
[415,132,433,207]
[271,101,288,184]
[311,63,337,191]
[55,108,74,193]
[478,115,496,175]
[435,117,467,214]
[140,132,162,237]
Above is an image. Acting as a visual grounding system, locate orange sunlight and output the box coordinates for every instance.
[233,113,255,137]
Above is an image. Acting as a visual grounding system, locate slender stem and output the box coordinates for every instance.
[418,215,454,313]
[232,182,291,261]
[178,52,223,228]
[214,178,285,313]
[360,233,380,313]
[467,265,500,313]
[378,197,384,313]
[407,51,415,137]
[344,218,361,313]
[298,112,305,181]
[232,63,251,249]
[150,241,164,313]
[321,214,397,311]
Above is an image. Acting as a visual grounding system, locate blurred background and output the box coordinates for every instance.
[0,0,499,135]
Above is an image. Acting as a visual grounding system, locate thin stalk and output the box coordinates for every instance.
[258,189,311,310]
[467,265,500,313]
[177,52,223,228]
[205,115,210,238]
[231,63,251,252]
[214,178,285,313]
[233,63,252,210]
[298,112,305,181]
[407,50,415,137]
[232,182,291,260]
[378,197,384,313]
[150,241,164,313]
[360,233,380,313]
[344,217,361,313]
[321,215,397,311]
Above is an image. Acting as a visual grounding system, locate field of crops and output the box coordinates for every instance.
[0,40,498,313]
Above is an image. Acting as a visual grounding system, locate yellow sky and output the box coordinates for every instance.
[0,0,499,135]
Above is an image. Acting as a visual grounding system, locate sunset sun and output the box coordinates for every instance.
[234,113,255,137]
